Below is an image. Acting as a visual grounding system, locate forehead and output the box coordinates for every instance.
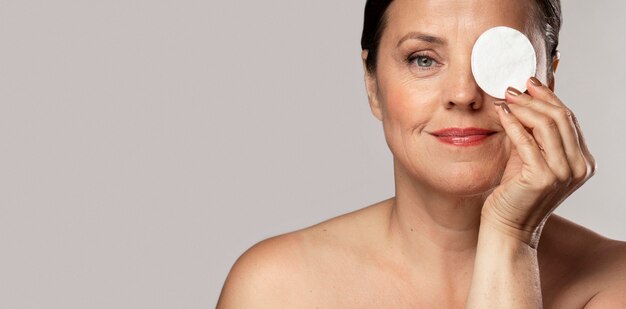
[382,0,537,47]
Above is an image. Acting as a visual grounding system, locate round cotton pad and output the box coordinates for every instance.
[471,26,537,99]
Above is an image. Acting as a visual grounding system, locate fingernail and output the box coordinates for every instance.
[507,87,522,96]
[530,77,542,87]
[494,101,511,114]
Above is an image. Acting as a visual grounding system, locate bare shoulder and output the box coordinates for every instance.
[216,198,393,308]
[539,214,626,308]
[216,229,308,308]
[582,238,626,308]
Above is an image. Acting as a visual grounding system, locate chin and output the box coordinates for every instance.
[436,179,497,197]
[428,164,504,197]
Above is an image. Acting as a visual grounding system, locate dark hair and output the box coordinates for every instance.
[361,0,562,74]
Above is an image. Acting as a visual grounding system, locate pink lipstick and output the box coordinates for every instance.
[430,128,496,146]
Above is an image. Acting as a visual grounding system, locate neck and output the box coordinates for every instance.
[386,157,493,272]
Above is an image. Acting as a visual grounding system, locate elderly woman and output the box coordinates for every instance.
[217,0,626,307]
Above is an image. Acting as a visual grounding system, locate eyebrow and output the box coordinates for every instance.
[397,32,447,47]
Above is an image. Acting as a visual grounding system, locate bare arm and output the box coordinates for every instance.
[465,78,595,308]
[466,221,542,308]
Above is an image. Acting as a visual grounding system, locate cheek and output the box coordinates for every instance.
[530,35,550,84]
[377,70,443,160]
[534,56,549,84]
[379,80,443,172]
[379,83,438,164]
[379,77,441,130]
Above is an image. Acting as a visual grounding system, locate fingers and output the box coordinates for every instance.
[524,79,596,180]
[493,101,551,186]
[571,113,598,180]
[504,103,571,182]
[525,77,565,108]
[504,89,575,183]
[522,80,581,153]
[504,78,595,185]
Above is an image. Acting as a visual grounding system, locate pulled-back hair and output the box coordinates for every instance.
[361,0,562,77]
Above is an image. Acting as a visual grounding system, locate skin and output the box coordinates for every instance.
[217,0,626,307]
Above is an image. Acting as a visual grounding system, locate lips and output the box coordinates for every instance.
[430,127,496,146]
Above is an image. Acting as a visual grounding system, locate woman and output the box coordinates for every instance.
[217,0,626,307]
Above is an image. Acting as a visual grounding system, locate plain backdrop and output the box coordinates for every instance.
[1,1,625,308]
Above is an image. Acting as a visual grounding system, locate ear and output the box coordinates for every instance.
[362,50,384,122]
[548,51,560,92]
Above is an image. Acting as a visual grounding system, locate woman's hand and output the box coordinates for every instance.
[481,77,596,248]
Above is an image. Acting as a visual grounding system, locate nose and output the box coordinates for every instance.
[443,60,484,111]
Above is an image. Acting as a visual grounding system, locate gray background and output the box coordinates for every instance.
[0,1,624,308]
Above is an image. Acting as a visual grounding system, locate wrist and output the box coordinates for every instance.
[479,213,544,249]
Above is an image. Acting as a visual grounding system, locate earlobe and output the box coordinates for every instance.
[362,50,384,122]
[552,51,560,74]
[549,51,560,91]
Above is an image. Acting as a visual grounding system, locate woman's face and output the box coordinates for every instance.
[364,0,549,196]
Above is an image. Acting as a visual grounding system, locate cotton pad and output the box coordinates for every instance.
[471,26,537,99]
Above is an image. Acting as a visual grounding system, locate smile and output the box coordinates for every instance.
[430,128,497,147]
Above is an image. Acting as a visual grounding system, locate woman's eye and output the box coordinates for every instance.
[413,56,434,67]
[406,53,442,75]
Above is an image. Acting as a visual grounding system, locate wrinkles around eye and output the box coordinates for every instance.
[406,55,444,77]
